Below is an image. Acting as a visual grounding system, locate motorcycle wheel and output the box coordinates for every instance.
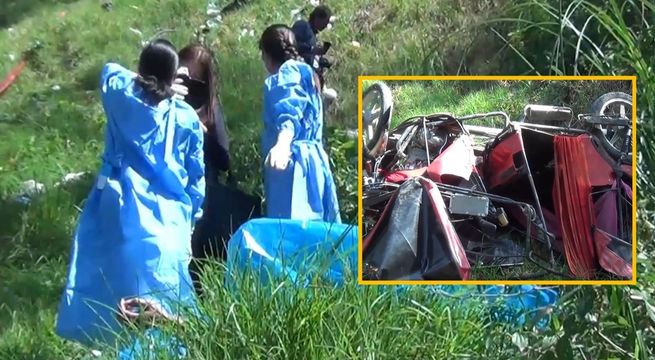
[588,92,632,165]
[362,82,393,159]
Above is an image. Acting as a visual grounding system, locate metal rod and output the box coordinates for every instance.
[519,144,556,265]
[458,111,510,127]
[422,117,431,163]
[516,122,588,133]
[591,226,632,247]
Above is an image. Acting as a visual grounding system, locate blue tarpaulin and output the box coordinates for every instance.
[226,218,357,288]
[226,218,559,329]
[118,328,187,360]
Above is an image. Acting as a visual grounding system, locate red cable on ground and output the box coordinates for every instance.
[0,58,27,97]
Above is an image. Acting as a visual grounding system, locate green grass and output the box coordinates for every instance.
[379,80,632,128]
[0,0,654,358]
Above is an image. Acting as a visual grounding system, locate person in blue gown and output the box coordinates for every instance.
[54,39,205,347]
[258,24,341,223]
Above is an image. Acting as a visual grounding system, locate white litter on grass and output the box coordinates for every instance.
[310,0,320,6]
[8,53,15,61]
[322,87,338,101]
[351,41,361,48]
[205,0,222,29]
[52,85,61,91]
[207,8,221,16]
[54,171,88,187]
[20,180,45,196]
[14,180,46,205]
[238,28,255,39]
[129,27,143,38]
[90,350,102,357]
[7,27,14,33]
[15,172,88,205]
[206,18,221,29]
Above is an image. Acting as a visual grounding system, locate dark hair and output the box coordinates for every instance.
[309,5,331,22]
[178,44,220,135]
[135,38,178,104]
[259,24,303,65]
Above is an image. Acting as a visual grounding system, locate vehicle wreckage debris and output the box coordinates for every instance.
[361,82,633,281]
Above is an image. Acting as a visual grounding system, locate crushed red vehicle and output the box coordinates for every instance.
[361,83,633,281]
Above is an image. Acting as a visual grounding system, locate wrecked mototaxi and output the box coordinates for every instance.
[361,83,633,281]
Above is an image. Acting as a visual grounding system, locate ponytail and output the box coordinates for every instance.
[259,24,302,65]
[135,75,174,104]
[281,39,303,62]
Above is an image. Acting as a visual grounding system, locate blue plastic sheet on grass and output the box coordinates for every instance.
[118,328,187,360]
[226,218,358,288]
[427,285,559,330]
[226,218,559,330]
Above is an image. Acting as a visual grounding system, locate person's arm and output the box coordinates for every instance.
[96,62,134,189]
[100,62,135,99]
[264,64,310,169]
[185,117,206,224]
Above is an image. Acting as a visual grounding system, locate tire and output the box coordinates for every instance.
[588,92,632,165]
[362,82,393,156]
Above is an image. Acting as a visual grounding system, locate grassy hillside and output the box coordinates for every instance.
[384,80,631,127]
[0,0,653,359]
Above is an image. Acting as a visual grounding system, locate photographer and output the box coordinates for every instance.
[291,5,332,69]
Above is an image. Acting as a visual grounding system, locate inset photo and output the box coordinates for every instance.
[359,77,636,284]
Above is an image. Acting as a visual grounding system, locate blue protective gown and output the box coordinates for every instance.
[261,59,341,223]
[55,63,205,346]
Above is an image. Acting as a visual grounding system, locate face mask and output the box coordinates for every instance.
[180,76,208,110]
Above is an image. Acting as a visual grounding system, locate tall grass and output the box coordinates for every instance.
[482,0,654,357]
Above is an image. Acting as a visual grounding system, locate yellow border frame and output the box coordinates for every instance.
[357,75,637,286]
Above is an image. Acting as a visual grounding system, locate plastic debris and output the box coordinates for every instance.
[227,218,558,330]
[238,28,255,39]
[118,328,187,360]
[19,180,45,196]
[226,218,358,288]
[13,172,88,205]
[128,28,143,38]
[101,1,112,11]
[54,171,88,187]
[205,0,223,29]
[14,180,45,205]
